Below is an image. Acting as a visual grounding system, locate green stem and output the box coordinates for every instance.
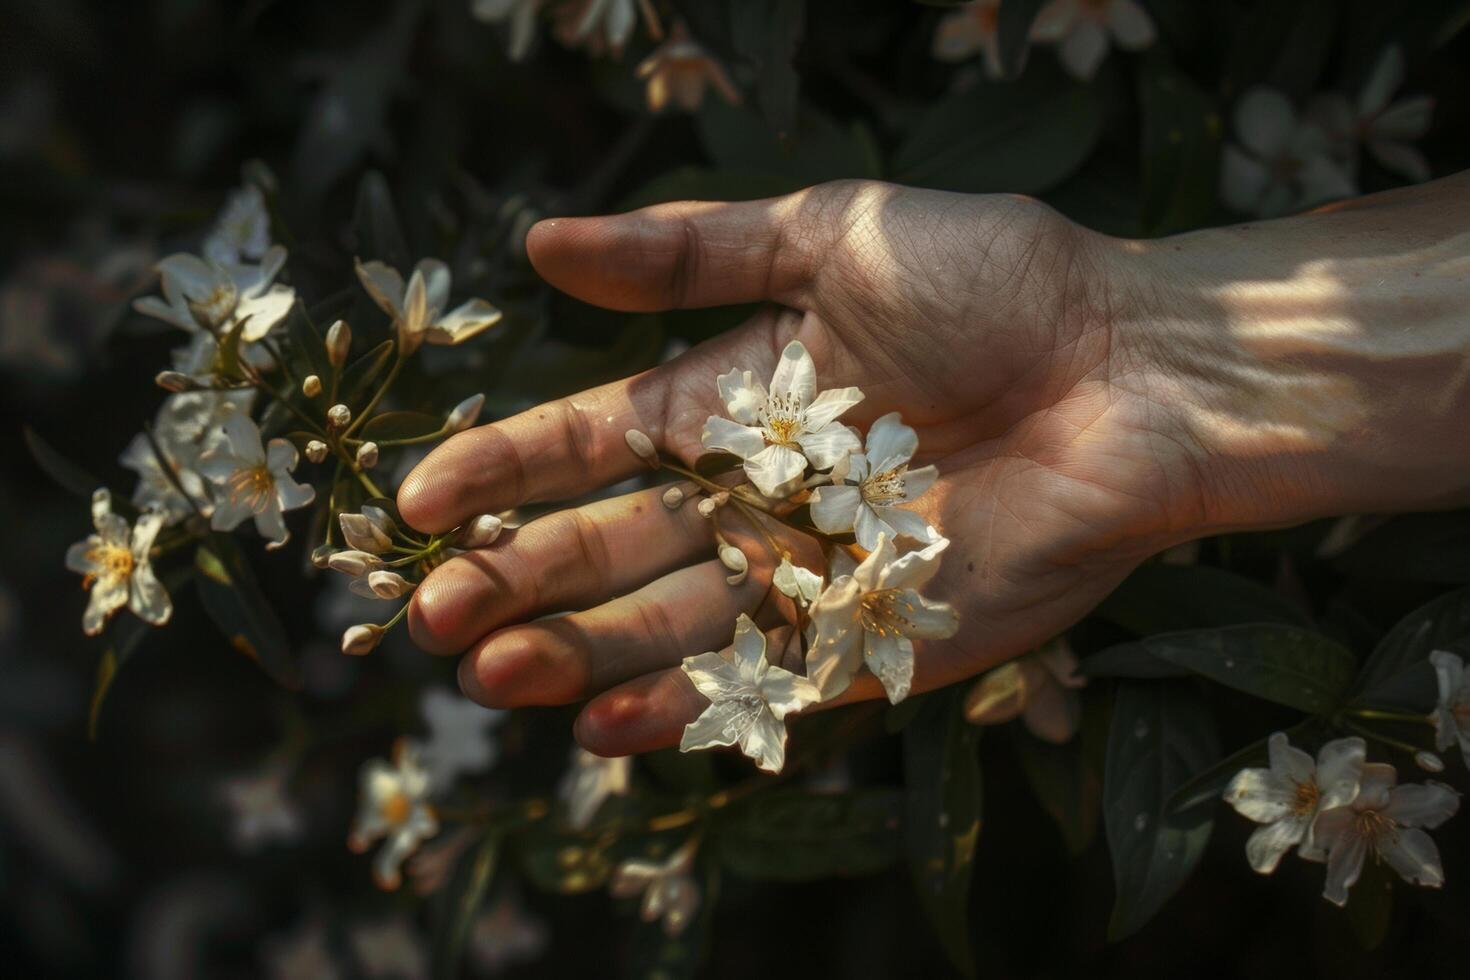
[1342,717,1432,757]
[342,351,404,440]
[1348,706,1431,725]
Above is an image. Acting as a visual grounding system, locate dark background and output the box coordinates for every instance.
[3,0,1470,977]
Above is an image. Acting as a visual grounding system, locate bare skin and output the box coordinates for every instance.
[397,174,1470,757]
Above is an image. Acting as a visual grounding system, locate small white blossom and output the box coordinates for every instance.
[557,0,641,55]
[359,570,413,600]
[301,374,322,398]
[1310,47,1434,184]
[1029,0,1154,81]
[445,393,484,434]
[198,412,315,549]
[456,514,503,549]
[218,759,304,854]
[609,838,700,936]
[327,403,351,428]
[962,638,1087,744]
[341,623,384,656]
[354,257,502,356]
[807,534,958,705]
[133,246,294,342]
[932,0,1004,76]
[1311,763,1460,906]
[680,614,820,773]
[304,440,329,464]
[472,0,547,62]
[325,319,351,367]
[717,542,748,585]
[773,557,823,608]
[1223,733,1365,874]
[1430,650,1470,768]
[348,740,440,890]
[1221,87,1357,218]
[418,688,507,791]
[356,441,379,469]
[121,391,252,524]
[635,21,741,113]
[809,412,938,549]
[203,184,271,266]
[558,747,632,831]
[701,340,863,498]
[65,488,172,635]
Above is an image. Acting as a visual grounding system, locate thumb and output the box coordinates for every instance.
[524,188,838,313]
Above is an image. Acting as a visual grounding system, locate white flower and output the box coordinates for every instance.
[472,0,546,61]
[932,0,1004,77]
[806,534,958,705]
[1029,0,1154,81]
[1311,762,1460,906]
[609,838,700,937]
[341,623,384,656]
[1310,47,1434,184]
[65,488,172,636]
[198,412,316,549]
[456,513,503,549]
[133,246,294,342]
[470,895,549,975]
[701,340,863,498]
[167,330,274,386]
[218,760,303,853]
[340,509,393,554]
[120,391,253,524]
[558,747,632,830]
[418,688,507,792]
[1430,650,1470,768]
[203,184,271,265]
[962,638,1087,744]
[809,412,938,549]
[679,613,821,774]
[354,257,502,356]
[558,0,639,54]
[635,21,742,113]
[1222,733,1366,874]
[772,557,823,608]
[1221,87,1357,218]
[348,740,440,891]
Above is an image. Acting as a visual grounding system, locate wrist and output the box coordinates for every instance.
[1103,184,1470,538]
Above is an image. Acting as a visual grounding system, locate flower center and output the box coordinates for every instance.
[859,589,918,637]
[1352,808,1395,846]
[187,280,239,330]
[1290,779,1319,817]
[862,467,908,505]
[226,464,275,513]
[759,394,804,448]
[83,543,134,588]
[380,790,412,826]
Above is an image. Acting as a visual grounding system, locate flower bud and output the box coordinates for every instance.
[445,393,485,434]
[361,504,396,536]
[368,570,414,600]
[155,370,197,392]
[310,545,336,569]
[662,486,684,509]
[328,549,384,577]
[304,440,329,464]
[697,497,717,518]
[341,623,384,656]
[302,374,323,398]
[457,514,503,549]
[718,543,748,585]
[327,403,352,428]
[241,157,279,196]
[340,512,392,553]
[624,428,659,467]
[356,441,379,469]
[326,319,351,367]
[1416,750,1446,773]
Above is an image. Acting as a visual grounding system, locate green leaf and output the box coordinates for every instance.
[1096,562,1312,635]
[352,170,410,271]
[893,64,1102,195]
[1138,57,1222,235]
[695,99,882,186]
[23,426,100,498]
[715,789,903,881]
[1353,585,1470,710]
[1331,511,1470,584]
[1081,644,1191,679]
[360,410,442,442]
[1093,625,1356,714]
[87,649,117,742]
[995,0,1045,79]
[430,831,500,980]
[1166,734,1268,814]
[339,339,395,404]
[1104,680,1220,941]
[1012,693,1106,855]
[194,535,302,689]
[903,688,981,979]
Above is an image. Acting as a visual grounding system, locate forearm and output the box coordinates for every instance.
[1113,171,1470,534]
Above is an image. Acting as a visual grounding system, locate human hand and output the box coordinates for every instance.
[396,176,1470,757]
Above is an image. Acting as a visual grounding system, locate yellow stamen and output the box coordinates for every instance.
[82,544,134,590]
[225,465,275,513]
[380,791,412,825]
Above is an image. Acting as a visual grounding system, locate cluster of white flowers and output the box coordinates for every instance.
[634,341,959,774]
[1225,731,1461,905]
[932,0,1155,82]
[1222,48,1433,218]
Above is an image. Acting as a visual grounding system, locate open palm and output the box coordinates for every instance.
[399,180,1208,755]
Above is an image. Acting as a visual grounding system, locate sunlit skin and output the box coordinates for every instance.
[398,173,1470,758]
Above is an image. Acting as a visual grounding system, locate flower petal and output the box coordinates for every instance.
[1245,817,1307,874]
[809,484,862,534]
[128,563,173,625]
[130,509,168,559]
[679,701,745,752]
[235,286,295,341]
[1370,95,1433,141]
[862,412,917,470]
[266,438,299,475]
[738,708,791,773]
[866,632,914,705]
[758,666,820,720]
[768,340,816,406]
[701,416,766,460]
[1220,144,1271,214]
[875,535,948,592]
[730,614,767,678]
[795,424,861,470]
[1382,782,1461,829]
[896,591,960,640]
[1235,87,1296,159]
[802,386,864,431]
[253,503,289,549]
[1107,0,1155,49]
[1268,731,1316,784]
[877,505,936,545]
[743,443,807,498]
[220,411,266,464]
[428,298,502,345]
[853,502,894,552]
[1321,822,1367,906]
[1378,826,1445,889]
[1021,679,1081,745]
[1368,140,1431,184]
[1223,767,1294,823]
[275,476,317,513]
[414,258,452,314]
[1315,736,1366,810]
[1058,18,1109,80]
[717,368,766,425]
[681,651,748,703]
[83,576,128,635]
[355,259,404,318]
[1358,47,1404,118]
